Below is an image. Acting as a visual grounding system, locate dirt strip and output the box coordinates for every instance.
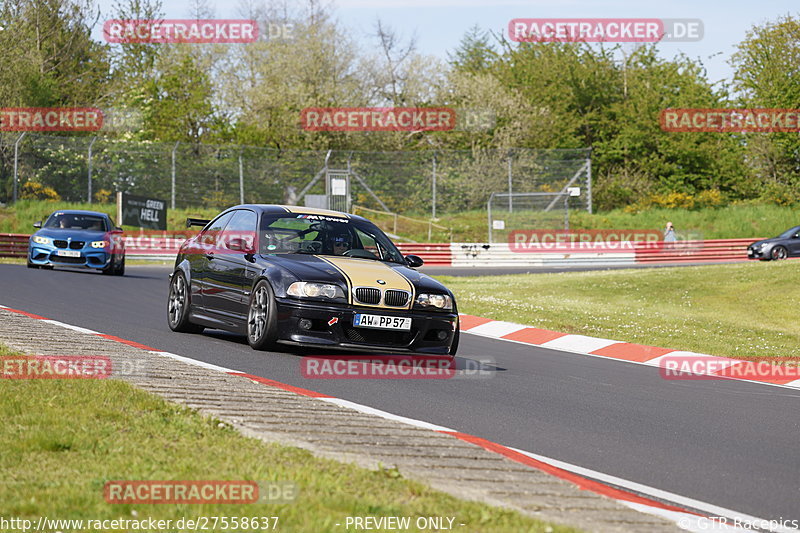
[0,308,681,532]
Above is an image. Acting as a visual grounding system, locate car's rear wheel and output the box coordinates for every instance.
[168,272,204,333]
[247,280,278,351]
[771,246,788,260]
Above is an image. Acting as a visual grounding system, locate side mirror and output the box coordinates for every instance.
[33,221,42,228]
[115,227,123,232]
[405,254,424,268]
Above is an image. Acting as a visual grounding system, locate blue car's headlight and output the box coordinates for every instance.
[91,240,109,248]
[32,236,51,245]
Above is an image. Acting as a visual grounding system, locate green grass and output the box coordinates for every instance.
[439,261,800,362]
[427,204,799,242]
[0,199,220,234]
[0,346,571,532]
[3,199,798,243]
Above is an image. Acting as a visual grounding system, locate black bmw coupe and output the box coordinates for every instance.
[167,205,459,356]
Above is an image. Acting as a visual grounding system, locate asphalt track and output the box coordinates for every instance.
[1,263,798,524]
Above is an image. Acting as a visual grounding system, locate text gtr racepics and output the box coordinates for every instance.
[167,205,459,356]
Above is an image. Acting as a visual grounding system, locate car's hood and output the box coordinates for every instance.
[260,254,453,296]
[749,239,772,248]
[35,228,108,241]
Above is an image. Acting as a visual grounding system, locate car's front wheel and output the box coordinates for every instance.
[771,246,788,260]
[26,255,38,269]
[247,280,278,351]
[168,271,204,333]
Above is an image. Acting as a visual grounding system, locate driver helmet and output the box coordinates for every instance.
[332,232,351,255]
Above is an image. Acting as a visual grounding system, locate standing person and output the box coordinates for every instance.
[664,222,676,243]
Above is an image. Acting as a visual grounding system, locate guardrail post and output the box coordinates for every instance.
[87,136,98,203]
[12,132,26,204]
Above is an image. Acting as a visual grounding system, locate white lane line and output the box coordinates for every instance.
[467,320,526,338]
[319,397,455,432]
[148,351,241,373]
[508,446,795,533]
[643,352,744,370]
[541,334,619,353]
[42,319,100,335]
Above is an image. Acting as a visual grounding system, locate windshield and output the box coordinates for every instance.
[777,226,800,239]
[259,214,405,263]
[44,213,107,231]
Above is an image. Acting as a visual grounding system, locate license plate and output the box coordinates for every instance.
[353,314,412,331]
[56,250,81,257]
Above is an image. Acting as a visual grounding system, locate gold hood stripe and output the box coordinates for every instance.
[320,257,413,309]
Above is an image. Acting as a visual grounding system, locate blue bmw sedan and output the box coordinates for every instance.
[28,210,126,275]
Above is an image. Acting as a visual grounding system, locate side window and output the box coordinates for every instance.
[222,210,258,250]
[200,211,235,247]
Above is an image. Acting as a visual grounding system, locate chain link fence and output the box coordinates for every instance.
[0,133,591,226]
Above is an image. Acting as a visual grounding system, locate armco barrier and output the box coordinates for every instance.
[0,234,28,258]
[634,238,753,263]
[1,233,760,267]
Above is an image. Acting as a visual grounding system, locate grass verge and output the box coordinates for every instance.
[0,344,571,532]
[2,199,798,243]
[439,261,800,362]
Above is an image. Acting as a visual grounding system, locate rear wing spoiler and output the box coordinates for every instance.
[186,217,211,228]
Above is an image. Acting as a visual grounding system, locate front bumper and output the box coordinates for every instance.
[29,243,115,269]
[747,246,766,259]
[274,298,458,354]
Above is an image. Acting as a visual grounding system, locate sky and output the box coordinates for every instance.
[92,0,799,86]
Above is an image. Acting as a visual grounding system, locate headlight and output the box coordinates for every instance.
[91,240,109,248]
[759,242,769,250]
[416,293,453,310]
[287,282,345,300]
[32,236,51,245]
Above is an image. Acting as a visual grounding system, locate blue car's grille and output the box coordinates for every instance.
[53,240,85,249]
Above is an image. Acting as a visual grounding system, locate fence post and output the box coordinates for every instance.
[12,132,27,204]
[393,213,398,235]
[431,151,437,219]
[238,151,244,204]
[171,141,179,209]
[428,220,432,241]
[507,151,513,213]
[586,153,593,214]
[87,136,98,203]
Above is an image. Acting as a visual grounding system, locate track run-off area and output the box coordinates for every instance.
[1,263,798,531]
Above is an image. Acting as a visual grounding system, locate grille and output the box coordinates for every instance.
[69,241,85,249]
[343,326,413,346]
[354,287,381,305]
[384,290,410,307]
[54,240,68,249]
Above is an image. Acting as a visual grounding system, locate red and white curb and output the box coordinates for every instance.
[459,314,800,390]
[0,303,790,532]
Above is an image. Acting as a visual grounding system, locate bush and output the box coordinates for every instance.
[20,182,61,202]
[760,182,797,206]
[94,189,113,204]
